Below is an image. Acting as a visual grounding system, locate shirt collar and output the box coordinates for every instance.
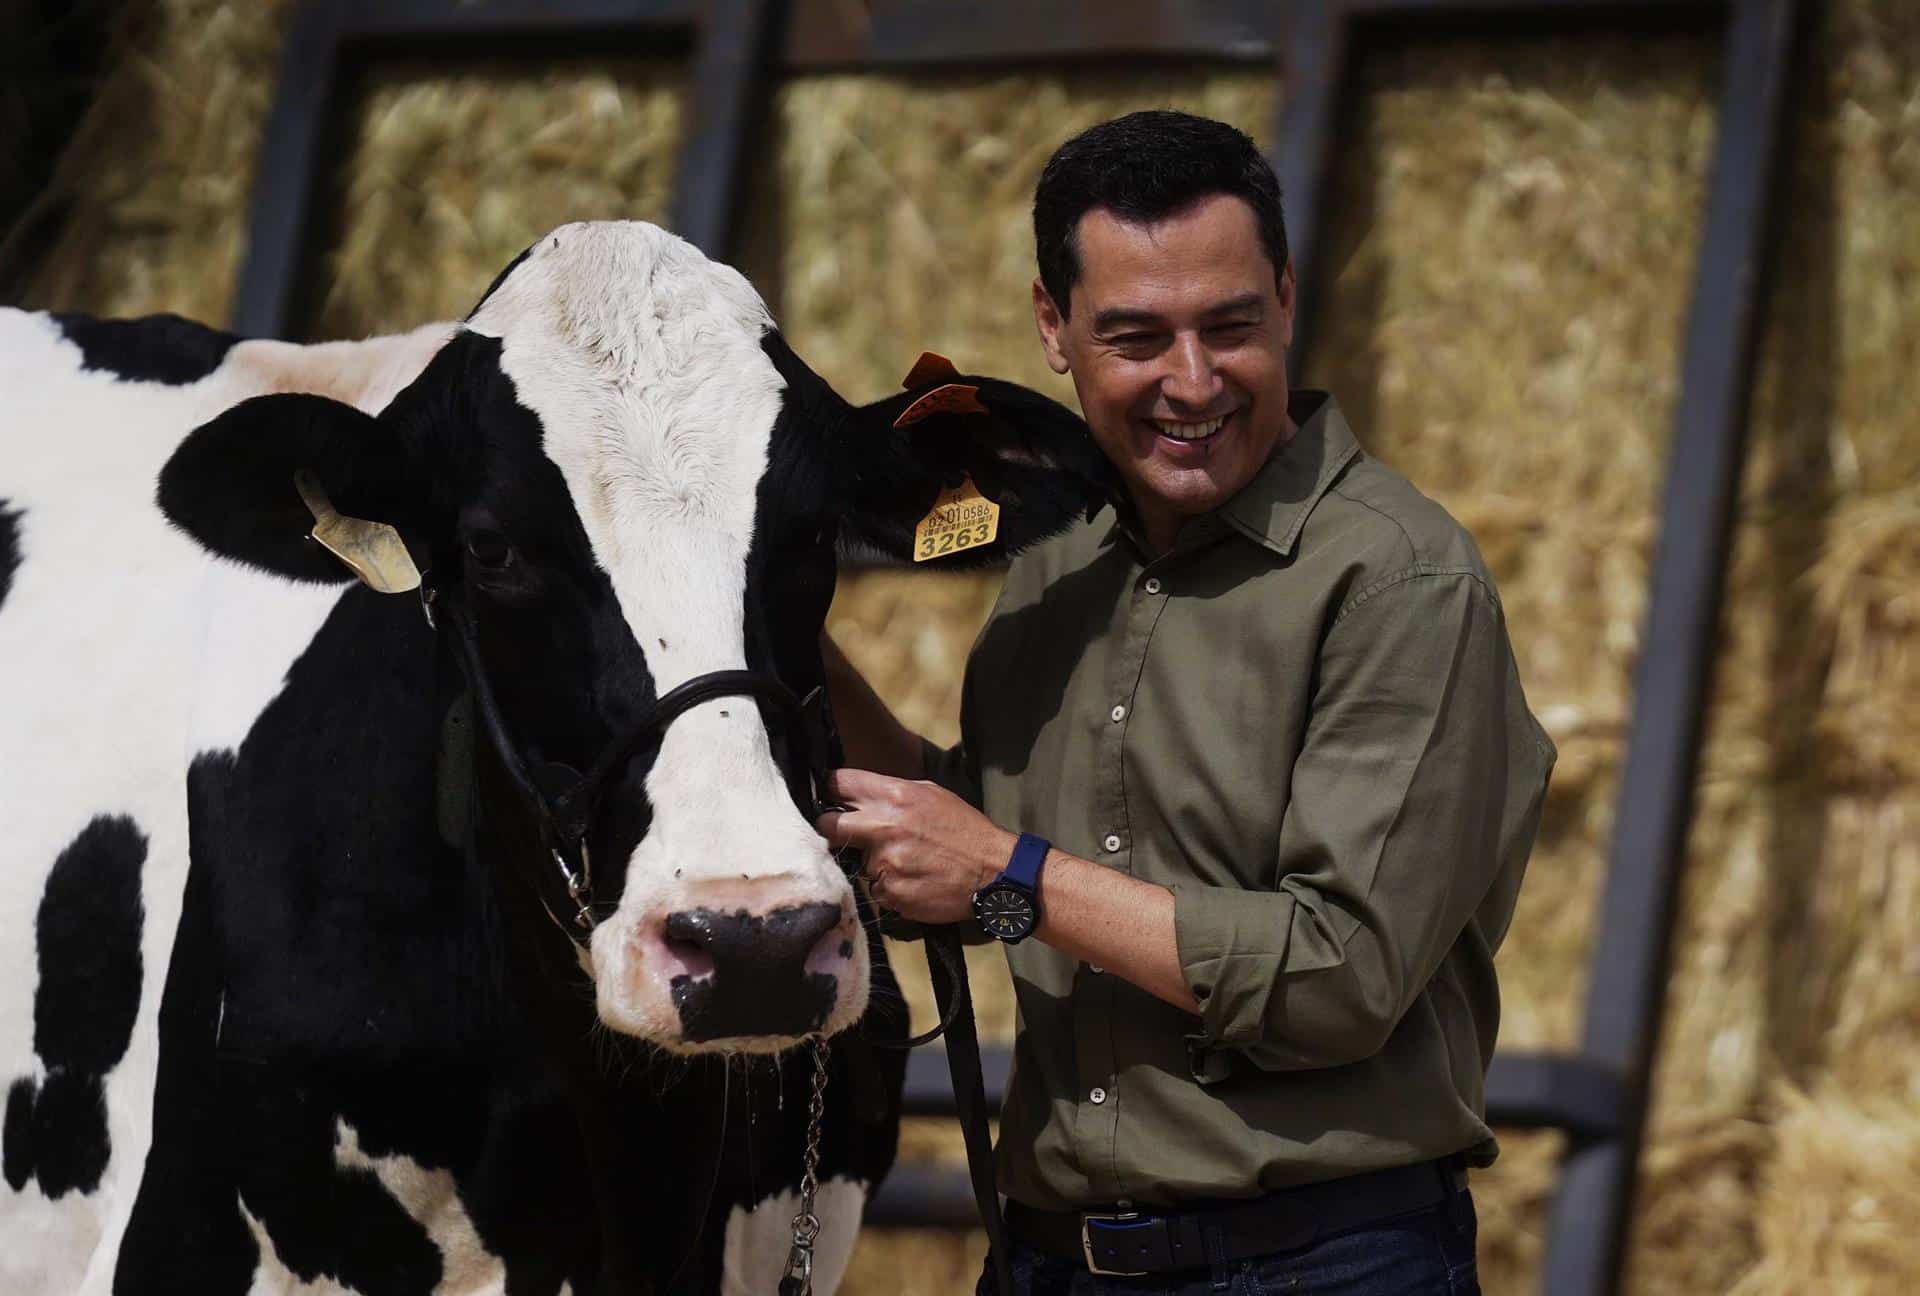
[1100,391,1360,560]
[1220,391,1359,558]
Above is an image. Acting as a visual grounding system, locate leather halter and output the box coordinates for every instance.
[422,577,847,948]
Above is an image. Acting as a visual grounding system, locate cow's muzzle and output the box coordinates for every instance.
[661,902,847,1042]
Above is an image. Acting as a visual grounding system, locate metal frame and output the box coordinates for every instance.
[236,2,1806,1290]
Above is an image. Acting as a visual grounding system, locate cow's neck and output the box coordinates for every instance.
[465,746,739,1290]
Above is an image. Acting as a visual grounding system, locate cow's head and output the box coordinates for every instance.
[157,221,1111,1054]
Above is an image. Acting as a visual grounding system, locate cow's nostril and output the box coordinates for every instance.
[663,908,715,950]
[662,902,846,1042]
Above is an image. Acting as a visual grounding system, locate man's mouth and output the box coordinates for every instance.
[1151,412,1231,445]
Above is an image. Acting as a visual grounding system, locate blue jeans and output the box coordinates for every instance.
[979,1190,1480,1296]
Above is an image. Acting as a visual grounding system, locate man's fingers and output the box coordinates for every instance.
[826,765,904,805]
[815,808,848,847]
[814,805,885,850]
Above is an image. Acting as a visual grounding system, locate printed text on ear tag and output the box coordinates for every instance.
[893,383,988,428]
[913,479,1001,562]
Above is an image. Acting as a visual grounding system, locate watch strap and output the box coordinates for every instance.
[1001,832,1051,892]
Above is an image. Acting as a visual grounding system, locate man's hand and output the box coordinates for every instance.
[815,768,1015,925]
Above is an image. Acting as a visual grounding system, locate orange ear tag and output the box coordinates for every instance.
[912,479,1001,563]
[902,351,963,389]
[893,382,988,428]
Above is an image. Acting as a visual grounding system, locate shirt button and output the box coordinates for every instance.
[1144,577,1163,595]
[1089,964,1104,975]
[1103,833,1122,853]
[1110,704,1127,723]
[1089,1087,1108,1105]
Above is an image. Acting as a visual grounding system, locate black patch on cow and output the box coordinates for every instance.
[3,1078,33,1190]
[466,241,535,319]
[3,814,145,1199]
[0,503,20,612]
[36,816,147,1074]
[53,312,239,385]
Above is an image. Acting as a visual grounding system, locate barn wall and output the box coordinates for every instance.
[8,2,1918,1292]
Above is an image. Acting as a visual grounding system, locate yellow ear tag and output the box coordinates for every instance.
[293,469,422,594]
[912,478,1001,563]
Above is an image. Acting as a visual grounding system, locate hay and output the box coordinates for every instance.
[10,3,1920,1292]
[1733,1085,1920,1295]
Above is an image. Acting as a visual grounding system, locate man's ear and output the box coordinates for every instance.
[157,393,429,589]
[833,353,1116,565]
[1032,279,1072,376]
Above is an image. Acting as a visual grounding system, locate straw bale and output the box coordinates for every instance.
[1733,1085,1920,1296]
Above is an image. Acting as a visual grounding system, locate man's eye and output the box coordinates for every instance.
[466,531,514,569]
[1208,321,1257,339]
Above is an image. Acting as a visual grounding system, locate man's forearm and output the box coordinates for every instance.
[821,635,926,779]
[1035,850,1200,1016]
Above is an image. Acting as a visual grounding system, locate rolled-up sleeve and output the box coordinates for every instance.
[1172,567,1555,1068]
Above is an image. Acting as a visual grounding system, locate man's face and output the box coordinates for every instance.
[1034,193,1296,550]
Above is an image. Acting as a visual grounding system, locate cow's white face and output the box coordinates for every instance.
[158,220,1113,1056]
[465,223,863,1050]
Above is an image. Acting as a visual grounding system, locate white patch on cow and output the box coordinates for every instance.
[333,1119,505,1294]
[241,1200,348,1295]
[721,1176,866,1296]
[466,223,865,1046]
[0,308,449,1296]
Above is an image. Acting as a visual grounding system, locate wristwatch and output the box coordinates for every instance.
[972,832,1049,943]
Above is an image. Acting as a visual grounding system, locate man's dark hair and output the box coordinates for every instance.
[1033,110,1287,318]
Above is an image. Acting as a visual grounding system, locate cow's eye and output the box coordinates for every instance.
[465,531,514,569]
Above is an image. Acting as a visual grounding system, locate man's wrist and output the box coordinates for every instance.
[974,826,1019,891]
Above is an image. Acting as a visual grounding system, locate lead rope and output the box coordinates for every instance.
[779,1036,832,1296]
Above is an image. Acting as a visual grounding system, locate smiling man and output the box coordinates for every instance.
[821,111,1556,1295]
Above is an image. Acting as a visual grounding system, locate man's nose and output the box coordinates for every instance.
[1160,333,1222,410]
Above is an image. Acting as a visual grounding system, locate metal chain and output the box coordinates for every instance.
[779,1036,831,1296]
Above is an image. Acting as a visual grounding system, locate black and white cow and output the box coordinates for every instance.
[1,220,1109,1294]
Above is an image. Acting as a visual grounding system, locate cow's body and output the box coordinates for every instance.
[3,222,1108,1293]
[0,308,898,1293]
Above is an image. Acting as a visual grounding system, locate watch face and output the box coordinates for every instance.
[974,885,1037,941]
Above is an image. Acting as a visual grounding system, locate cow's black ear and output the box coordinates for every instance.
[833,359,1116,565]
[157,393,427,587]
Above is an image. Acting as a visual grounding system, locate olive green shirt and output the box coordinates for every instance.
[929,392,1556,1210]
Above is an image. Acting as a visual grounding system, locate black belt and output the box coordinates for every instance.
[1006,1157,1469,1277]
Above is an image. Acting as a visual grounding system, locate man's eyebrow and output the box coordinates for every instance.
[1091,294,1266,334]
[1091,307,1166,334]
[1200,293,1265,319]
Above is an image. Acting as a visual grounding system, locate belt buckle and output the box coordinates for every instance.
[1080,1211,1149,1277]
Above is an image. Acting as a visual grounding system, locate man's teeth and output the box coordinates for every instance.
[1154,415,1227,441]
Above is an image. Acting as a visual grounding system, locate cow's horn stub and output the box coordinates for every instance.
[292,469,422,595]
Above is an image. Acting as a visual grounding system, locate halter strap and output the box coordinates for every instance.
[429,577,845,947]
